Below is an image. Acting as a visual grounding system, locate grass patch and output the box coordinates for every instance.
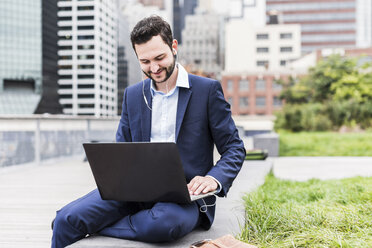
[239,173,372,247]
[279,131,372,156]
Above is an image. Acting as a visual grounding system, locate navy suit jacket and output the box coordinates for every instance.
[116,74,246,229]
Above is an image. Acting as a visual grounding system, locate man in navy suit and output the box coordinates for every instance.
[51,16,245,247]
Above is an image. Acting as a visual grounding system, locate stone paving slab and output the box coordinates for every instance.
[273,157,372,181]
[0,157,96,248]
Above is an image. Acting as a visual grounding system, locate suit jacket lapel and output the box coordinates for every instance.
[176,80,192,141]
[141,79,152,141]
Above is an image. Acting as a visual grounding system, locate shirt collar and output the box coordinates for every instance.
[150,63,190,94]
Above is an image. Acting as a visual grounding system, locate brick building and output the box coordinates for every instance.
[221,72,289,115]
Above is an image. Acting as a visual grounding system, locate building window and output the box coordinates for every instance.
[273,82,282,90]
[280,33,292,39]
[77,6,94,11]
[78,84,95,89]
[60,94,72,99]
[256,47,269,53]
[59,84,72,89]
[256,79,266,90]
[59,26,72,31]
[256,60,268,67]
[79,104,94,108]
[59,45,72,50]
[77,55,94,60]
[256,97,266,107]
[239,97,249,108]
[280,60,286,66]
[227,80,233,92]
[59,75,72,79]
[78,45,94,50]
[78,35,94,40]
[256,33,269,40]
[239,79,249,91]
[78,64,94,69]
[59,35,72,40]
[280,46,293,52]
[58,6,72,11]
[59,65,72,69]
[78,74,94,79]
[78,94,94,98]
[78,25,94,30]
[59,55,72,60]
[273,96,282,107]
[58,16,72,21]
[77,16,94,20]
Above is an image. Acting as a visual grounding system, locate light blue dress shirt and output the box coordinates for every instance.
[150,64,189,142]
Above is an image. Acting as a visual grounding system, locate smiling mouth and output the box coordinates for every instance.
[152,69,163,76]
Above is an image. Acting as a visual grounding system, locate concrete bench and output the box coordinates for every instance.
[253,132,279,157]
[68,160,272,248]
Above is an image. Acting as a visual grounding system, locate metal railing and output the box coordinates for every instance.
[0,115,119,167]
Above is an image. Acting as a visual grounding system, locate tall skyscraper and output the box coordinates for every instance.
[0,0,62,114]
[266,0,372,53]
[35,0,63,114]
[57,0,118,116]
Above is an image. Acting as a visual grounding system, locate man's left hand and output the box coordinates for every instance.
[187,176,218,195]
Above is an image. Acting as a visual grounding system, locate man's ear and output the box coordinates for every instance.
[172,39,178,54]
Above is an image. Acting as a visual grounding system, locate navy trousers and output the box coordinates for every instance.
[51,189,200,248]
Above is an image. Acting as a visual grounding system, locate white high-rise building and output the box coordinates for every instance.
[225,19,301,73]
[57,0,118,116]
[179,13,224,77]
[356,0,372,47]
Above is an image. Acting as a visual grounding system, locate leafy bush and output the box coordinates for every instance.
[275,103,332,131]
[275,55,372,131]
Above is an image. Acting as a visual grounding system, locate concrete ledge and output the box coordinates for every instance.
[68,160,273,248]
[253,132,279,157]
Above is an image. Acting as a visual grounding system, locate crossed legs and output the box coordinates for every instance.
[51,189,200,248]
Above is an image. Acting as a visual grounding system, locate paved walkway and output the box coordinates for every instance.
[1,156,372,248]
[273,157,372,181]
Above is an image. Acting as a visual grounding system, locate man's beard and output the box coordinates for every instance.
[143,55,176,84]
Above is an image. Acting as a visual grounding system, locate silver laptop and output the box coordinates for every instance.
[83,142,217,204]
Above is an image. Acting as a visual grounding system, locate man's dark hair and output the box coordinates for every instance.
[130,15,173,52]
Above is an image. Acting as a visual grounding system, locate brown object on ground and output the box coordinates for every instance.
[190,234,258,248]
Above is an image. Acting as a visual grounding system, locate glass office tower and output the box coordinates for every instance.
[0,0,62,114]
[0,0,42,114]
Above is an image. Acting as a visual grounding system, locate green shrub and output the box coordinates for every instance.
[275,103,333,132]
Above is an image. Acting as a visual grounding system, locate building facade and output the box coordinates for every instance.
[179,13,224,77]
[266,0,372,53]
[225,19,301,72]
[172,0,198,44]
[57,0,118,116]
[118,0,169,88]
[221,73,286,115]
[0,0,62,114]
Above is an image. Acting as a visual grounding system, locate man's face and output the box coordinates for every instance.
[135,35,176,84]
